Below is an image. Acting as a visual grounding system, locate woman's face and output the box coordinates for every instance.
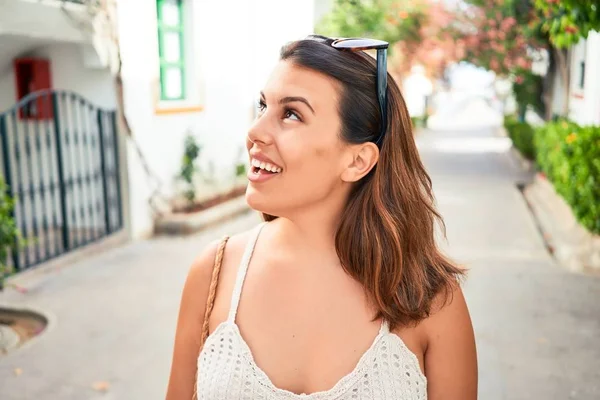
[245,61,357,219]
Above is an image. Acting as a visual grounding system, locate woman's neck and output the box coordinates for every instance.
[267,205,343,263]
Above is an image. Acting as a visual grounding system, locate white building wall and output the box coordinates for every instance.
[0,0,90,43]
[31,43,116,109]
[0,42,115,113]
[0,62,19,113]
[117,0,316,238]
[568,31,600,126]
[568,39,588,123]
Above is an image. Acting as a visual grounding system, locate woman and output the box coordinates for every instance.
[166,35,477,399]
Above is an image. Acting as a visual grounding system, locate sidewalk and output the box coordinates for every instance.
[0,212,261,400]
[1,125,599,399]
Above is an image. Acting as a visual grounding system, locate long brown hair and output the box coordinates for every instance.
[263,35,464,330]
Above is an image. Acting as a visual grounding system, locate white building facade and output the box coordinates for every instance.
[0,0,317,271]
[567,31,600,126]
[117,0,316,238]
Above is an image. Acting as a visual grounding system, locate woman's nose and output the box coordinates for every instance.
[247,113,275,146]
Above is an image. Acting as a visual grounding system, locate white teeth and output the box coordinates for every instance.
[251,158,282,173]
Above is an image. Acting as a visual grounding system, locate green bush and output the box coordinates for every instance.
[512,69,545,119]
[179,134,202,204]
[0,177,22,289]
[504,115,535,160]
[534,120,600,234]
[411,115,428,130]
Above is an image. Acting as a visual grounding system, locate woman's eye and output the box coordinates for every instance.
[284,109,301,121]
[256,101,300,121]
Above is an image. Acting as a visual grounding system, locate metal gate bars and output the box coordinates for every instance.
[0,89,123,273]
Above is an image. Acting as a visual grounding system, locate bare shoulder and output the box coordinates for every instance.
[166,224,266,400]
[179,238,223,316]
[421,283,478,400]
[184,226,258,299]
[188,238,223,283]
[201,225,266,324]
[165,237,224,400]
[423,281,472,335]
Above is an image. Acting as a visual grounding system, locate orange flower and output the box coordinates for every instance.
[565,26,579,34]
[566,133,577,144]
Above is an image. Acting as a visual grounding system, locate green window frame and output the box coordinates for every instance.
[156,0,185,101]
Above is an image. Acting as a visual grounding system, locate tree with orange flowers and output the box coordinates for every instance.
[458,0,600,119]
[535,0,600,48]
[316,0,464,80]
[455,0,541,76]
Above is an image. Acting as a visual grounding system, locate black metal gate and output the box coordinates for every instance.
[0,89,122,273]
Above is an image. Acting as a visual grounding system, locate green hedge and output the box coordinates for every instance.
[512,69,545,119]
[411,114,428,130]
[534,120,600,234]
[0,176,21,289]
[504,116,535,160]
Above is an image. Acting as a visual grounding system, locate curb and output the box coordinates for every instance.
[3,231,129,292]
[154,195,252,236]
[523,173,600,273]
[508,146,534,173]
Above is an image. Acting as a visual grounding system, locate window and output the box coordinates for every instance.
[578,40,587,91]
[156,0,185,101]
[579,61,585,90]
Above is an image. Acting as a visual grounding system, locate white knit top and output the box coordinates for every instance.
[196,223,427,399]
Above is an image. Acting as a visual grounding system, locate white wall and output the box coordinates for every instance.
[0,42,116,112]
[117,0,316,238]
[568,31,600,126]
[31,43,116,109]
[0,67,16,112]
[0,0,89,43]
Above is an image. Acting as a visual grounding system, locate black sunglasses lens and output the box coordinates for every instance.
[330,37,389,148]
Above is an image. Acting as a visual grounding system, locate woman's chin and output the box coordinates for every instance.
[245,186,275,215]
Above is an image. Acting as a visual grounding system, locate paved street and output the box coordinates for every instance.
[419,126,600,399]
[1,125,599,399]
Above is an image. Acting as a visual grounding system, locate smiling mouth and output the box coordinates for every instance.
[251,158,282,175]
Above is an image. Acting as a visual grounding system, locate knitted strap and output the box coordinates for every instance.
[227,222,266,323]
[200,235,230,346]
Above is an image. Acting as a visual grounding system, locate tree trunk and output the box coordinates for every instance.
[554,47,570,118]
[542,47,556,121]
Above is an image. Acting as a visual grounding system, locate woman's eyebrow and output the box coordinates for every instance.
[260,91,315,115]
[279,96,315,115]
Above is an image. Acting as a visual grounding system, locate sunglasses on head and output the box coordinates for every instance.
[331,38,389,148]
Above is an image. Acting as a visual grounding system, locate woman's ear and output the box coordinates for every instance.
[340,142,379,183]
